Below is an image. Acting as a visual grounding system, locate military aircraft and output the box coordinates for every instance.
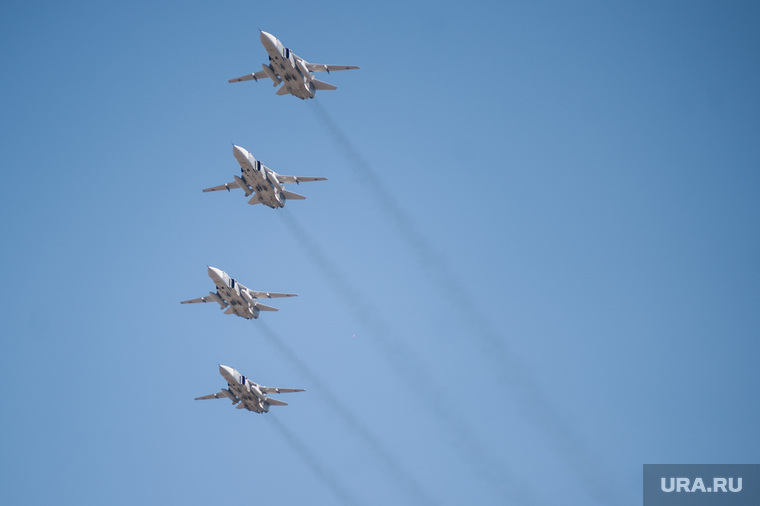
[181,266,296,319]
[195,365,305,414]
[229,30,359,99]
[202,144,326,208]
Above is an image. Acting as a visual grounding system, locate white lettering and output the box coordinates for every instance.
[656,474,743,494]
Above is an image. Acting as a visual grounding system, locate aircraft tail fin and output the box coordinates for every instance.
[282,190,306,200]
[312,79,337,91]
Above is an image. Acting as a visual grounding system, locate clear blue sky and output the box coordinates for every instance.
[2,1,758,504]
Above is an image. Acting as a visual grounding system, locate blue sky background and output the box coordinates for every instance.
[2,1,759,504]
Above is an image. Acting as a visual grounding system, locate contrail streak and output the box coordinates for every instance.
[267,416,361,505]
[309,101,619,505]
[309,101,440,270]
[257,320,438,506]
[279,211,535,504]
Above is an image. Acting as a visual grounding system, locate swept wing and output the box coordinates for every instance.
[203,181,241,193]
[228,70,269,83]
[248,291,297,299]
[260,386,306,394]
[276,175,327,184]
[195,391,228,401]
[180,293,224,305]
[305,64,360,73]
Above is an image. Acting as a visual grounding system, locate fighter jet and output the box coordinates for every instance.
[229,30,359,99]
[195,365,305,414]
[181,266,296,319]
[202,145,326,208]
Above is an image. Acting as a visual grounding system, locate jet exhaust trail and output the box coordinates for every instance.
[309,101,440,270]
[279,211,535,504]
[268,416,360,505]
[257,321,439,506]
[309,101,619,505]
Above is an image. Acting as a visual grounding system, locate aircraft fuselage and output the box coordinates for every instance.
[195,365,304,414]
[219,366,269,413]
[207,267,260,319]
[260,31,316,100]
[232,145,286,208]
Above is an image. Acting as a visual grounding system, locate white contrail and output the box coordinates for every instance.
[278,211,534,504]
[257,320,439,506]
[309,101,618,505]
[267,416,361,505]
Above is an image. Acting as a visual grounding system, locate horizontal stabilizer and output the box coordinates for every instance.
[235,403,246,409]
[247,194,262,206]
[312,79,337,91]
[255,302,279,312]
[265,397,288,407]
[282,190,306,200]
[276,85,290,96]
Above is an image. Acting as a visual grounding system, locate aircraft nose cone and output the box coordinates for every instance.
[260,31,277,48]
[219,365,235,380]
[207,266,223,282]
[232,144,248,161]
